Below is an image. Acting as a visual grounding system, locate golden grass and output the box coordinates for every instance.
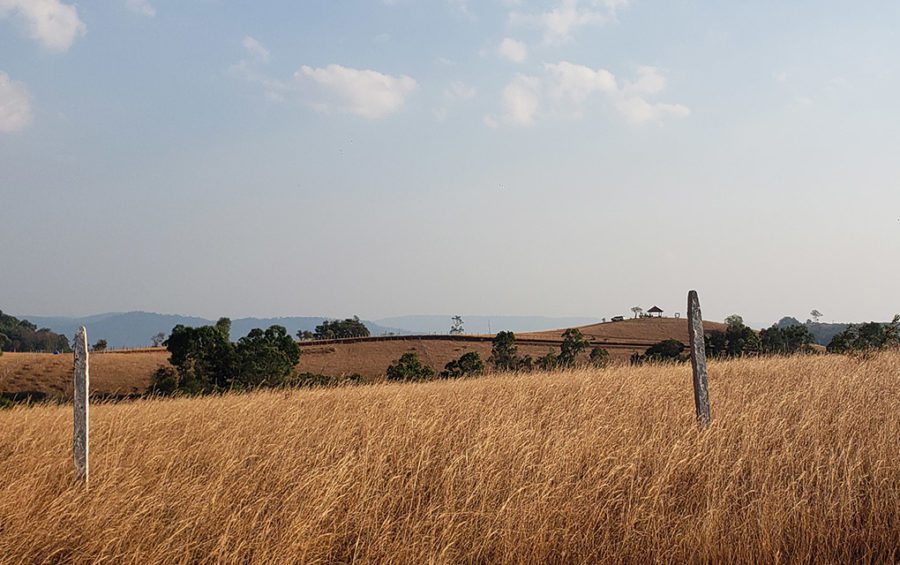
[1,353,898,563]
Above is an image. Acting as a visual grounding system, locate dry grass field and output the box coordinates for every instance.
[1,352,898,563]
[0,318,726,399]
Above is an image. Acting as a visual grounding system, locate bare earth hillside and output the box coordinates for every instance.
[1,353,897,562]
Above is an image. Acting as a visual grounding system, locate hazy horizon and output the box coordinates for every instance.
[2,1,898,324]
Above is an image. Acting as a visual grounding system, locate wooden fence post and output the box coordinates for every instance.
[687,291,711,429]
[74,326,90,484]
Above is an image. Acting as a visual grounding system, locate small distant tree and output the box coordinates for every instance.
[724,314,744,329]
[759,324,815,355]
[92,339,108,352]
[386,352,435,382]
[644,340,687,363]
[490,331,519,371]
[151,332,166,347]
[296,330,315,341]
[559,328,589,367]
[810,310,823,323]
[631,306,643,319]
[441,351,484,379]
[589,347,610,368]
[449,316,464,335]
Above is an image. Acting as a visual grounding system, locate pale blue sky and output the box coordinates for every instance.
[1,0,899,324]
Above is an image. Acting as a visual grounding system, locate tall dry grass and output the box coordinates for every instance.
[0,353,898,563]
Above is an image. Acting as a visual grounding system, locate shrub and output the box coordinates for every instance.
[387,352,435,382]
[92,339,108,352]
[590,347,610,368]
[537,351,560,371]
[441,352,484,379]
[643,340,688,363]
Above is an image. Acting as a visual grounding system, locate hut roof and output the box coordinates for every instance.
[648,306,664,314]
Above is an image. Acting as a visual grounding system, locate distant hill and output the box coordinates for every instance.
[18,312,407,349]
[373,315,601,335]
[774,317,851,346]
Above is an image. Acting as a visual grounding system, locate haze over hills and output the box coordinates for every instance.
[19,312,408,349]
[373,316,602,335]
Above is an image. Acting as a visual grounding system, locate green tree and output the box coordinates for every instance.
[92,339,108,352]
[589,347,610,368]
[559,328,589,367]
[489,331,519,371]
[235,325,300,388]
[386,352,435,382]
[706,317,760,358]
[828,315,900,354]
[314,316,370,340]
[631,306,643,319]
[215,317,232,340]
[165,324,239,393]
[441,352,484,379]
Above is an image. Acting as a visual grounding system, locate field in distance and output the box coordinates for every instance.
[0,317,727,399]
[1,352,896,562]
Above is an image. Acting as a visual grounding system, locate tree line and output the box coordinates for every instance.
[0,310,71,354]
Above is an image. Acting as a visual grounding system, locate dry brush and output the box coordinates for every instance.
[0,353,898,563]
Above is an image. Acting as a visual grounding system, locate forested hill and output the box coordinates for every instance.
[0,311,71,353]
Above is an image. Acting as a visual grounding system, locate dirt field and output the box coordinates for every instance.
[1,352,897,563]
[0,318,728,399]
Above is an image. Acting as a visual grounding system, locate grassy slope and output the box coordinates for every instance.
[1,353,898,563]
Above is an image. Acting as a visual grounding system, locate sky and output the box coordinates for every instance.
[1,0,899,325]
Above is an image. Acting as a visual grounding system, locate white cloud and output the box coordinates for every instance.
[0,0,86,51]
[509,0,629,43]
[296,64,417,119]
[498,38,528,63]
[500,74,541,126]
[125,0,155,17]
[0,71,33,132]
[242,36,270,63]
[491,62,689,127]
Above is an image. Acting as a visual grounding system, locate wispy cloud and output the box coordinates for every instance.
[125,0,156,17]
[487,62,689,127]
[0,71,32,132]
[242,36,270,63]
[509,0,629,43]
[0,0,86,51]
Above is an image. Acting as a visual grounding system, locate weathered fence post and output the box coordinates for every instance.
[687,291,711,429]
[74,326,90,484]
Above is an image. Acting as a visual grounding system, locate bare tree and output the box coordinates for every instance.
[631,306,643,319]
[450,315,464,335]
[810,310,823,323]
